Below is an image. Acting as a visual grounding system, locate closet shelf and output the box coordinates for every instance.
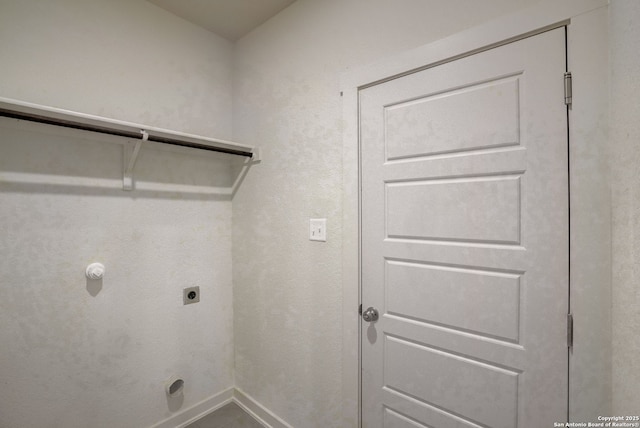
[0,96,259,190]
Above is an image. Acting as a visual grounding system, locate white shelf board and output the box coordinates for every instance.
[0,96,259,191]
[0,96,257,158]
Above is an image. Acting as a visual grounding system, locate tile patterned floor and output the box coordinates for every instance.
[186,402,265,428]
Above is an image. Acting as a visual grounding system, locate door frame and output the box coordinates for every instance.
[340,1,610,426]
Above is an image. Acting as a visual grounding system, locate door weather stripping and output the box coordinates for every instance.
[567,313,574,349]
[564,72,572,106]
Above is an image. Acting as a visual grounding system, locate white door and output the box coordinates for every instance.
[360,28,568,428]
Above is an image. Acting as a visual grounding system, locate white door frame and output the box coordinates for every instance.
[340,0,610,426]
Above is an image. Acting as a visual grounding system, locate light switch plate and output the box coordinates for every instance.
[309,218,327,242]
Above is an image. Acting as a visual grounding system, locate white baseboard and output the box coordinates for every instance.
[150,387,234,428]
[232,388,293,428]
[149,387,292,428]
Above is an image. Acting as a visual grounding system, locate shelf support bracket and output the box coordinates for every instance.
[123,129,147,191]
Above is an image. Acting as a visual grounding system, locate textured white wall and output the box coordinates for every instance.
[3,0,633,426]
[0,1,236,427]
[610,0,640,415]
[0,0,233,138]
[231,1,544,426]
[567,5,612,421]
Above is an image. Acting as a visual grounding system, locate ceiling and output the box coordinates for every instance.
[147,0,297,41]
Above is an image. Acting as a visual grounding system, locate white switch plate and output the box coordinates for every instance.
[309,218,327,242]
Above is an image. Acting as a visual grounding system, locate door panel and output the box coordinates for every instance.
[386,176,521,243]
[385,76,521,160]
[360,28,568,428]
[385,261,521,341]
[384,335,519,427]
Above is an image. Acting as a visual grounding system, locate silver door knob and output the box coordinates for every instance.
[362,307,379,322]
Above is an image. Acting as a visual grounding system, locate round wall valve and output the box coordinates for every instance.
[85,262,105,280]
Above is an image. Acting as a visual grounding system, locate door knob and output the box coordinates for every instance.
[362,307,379,322]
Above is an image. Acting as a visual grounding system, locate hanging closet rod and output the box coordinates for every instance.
[0,97,256,158]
